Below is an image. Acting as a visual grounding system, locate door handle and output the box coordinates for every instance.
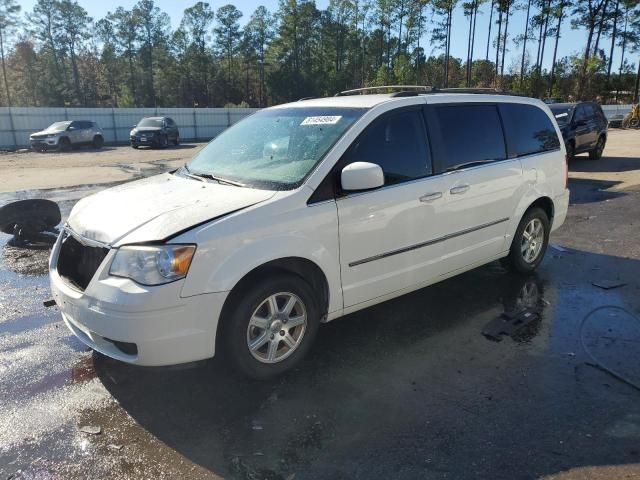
[419,192,442,202]
[449,184,470,195]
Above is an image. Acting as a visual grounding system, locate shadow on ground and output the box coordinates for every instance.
[567,177,627,204]
[96,248,640,480]
[570,154,640,174]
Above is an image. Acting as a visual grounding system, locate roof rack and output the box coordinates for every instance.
[335,85,435,97]
[435,87,507,94]
[333,85,523,97]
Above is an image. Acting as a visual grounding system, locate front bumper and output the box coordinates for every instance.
[30,138,59,150]
[49,233,228,366]
[130,135,160,147]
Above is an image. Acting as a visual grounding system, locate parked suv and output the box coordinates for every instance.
[30,121,104,151]
[130,116,180,148]
[49,90,569,378]
[549,102,608,159]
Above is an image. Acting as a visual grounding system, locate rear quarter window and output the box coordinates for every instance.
[433,104,506,171]
[499,103,561,157]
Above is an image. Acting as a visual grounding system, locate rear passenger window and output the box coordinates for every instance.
[343,109,431,186]
[500,103,561,157]
[434,105,506,171]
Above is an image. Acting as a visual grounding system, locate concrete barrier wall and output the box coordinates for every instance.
[0,107,260,148]
[0,104,633,149]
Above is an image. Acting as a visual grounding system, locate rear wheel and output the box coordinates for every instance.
[502,207,550,274]
[565,140,575,160]
[588,135,605,159]
[92,135,104,149]
[222,273,320,379]
[173,136,180,146]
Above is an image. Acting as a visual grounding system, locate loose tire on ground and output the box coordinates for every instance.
[0,199,61,235]
[222,273,320,379]
[502,207,550,274]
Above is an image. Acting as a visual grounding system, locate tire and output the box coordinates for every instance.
[162,134,168,148]
[173,136,180,146]
[222,273,321,379]
[565,140,575,160]
[92,135,104,149]
[502,207,550,274]
[588,135,605,159]
[0,199,61,235]
[58,137,71,152]
[131,144,139,149]
[631,118,640,129]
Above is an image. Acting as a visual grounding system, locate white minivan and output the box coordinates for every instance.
[49,89,570,378]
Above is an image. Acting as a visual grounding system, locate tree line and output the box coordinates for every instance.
[0,0,639,109]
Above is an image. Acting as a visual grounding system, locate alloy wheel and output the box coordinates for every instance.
[521,218,544,263]
[246,292,307,364]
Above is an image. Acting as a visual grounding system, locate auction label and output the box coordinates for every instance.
[301,116,342,125]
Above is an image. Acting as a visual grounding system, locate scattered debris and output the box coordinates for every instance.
[79,425,102,435]
[482,310,540,342]
[43,299,56,308]
[585,362,640,392]
[108,444,124,451]
[591,280,627,290]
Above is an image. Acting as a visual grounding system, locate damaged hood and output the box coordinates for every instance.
[67,173,276,245]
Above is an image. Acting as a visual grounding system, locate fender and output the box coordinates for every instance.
[177,195,343,316]
[505,184,554,251]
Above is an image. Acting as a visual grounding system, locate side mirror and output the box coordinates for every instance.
[573,119,586,127]
[341,162,384,192]
[67,126,75,131]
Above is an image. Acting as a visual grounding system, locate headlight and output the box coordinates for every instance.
[109,244,196,285]
[130,129,137,136]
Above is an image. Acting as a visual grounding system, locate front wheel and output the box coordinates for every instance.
[502,207,550,274]
[588,135,605,159]
[222,273,320,379]
[58,137,71,152]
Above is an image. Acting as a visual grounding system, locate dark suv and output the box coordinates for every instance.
[549,102,608,159]
[130,117,180,148]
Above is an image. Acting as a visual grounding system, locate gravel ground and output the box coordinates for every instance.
[0,129,639,479]
[0,143,206,193]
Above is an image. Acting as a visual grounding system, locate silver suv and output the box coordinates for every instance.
[30,121,104,152]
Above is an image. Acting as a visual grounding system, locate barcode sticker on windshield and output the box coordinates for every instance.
[301,116,342,126]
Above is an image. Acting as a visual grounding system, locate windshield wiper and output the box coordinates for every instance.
[445,160,495,172]
[185,168,246,187]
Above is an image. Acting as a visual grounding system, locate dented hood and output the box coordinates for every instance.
[67,173,276,245]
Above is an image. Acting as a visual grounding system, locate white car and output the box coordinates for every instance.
[49,89,570,378]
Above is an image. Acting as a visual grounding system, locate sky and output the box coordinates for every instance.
[18,0,625,74]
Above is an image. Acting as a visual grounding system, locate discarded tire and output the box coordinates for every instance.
[0,199,61,236]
